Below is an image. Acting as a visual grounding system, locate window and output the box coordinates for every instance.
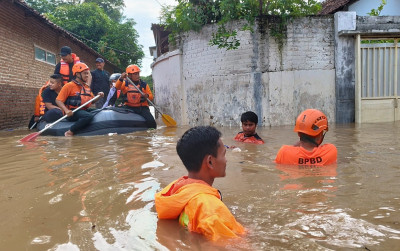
[35,46,56,65]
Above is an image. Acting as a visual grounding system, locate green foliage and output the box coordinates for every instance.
[368,0,387,16]
[361,39,394,44]
[24,0,60,13]
[25,0,143,70]
[85,0,125,22]
[141,75,154,91]
[161,0,321,50]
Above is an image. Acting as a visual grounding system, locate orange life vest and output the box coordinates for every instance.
[34,81,50,116]
[234,132,264,144]
[155,176,245,241]
[60,53,80,85]
[124,81,147,107]
[275,144,337,166]
[65,81,93,110]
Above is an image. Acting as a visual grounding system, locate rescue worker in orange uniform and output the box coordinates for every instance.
[54,46,81,85]
[234,111,264,144]
[115,65,157,129]
[275,109,337,165]
[155,126,245,241]
[56,63,104,136]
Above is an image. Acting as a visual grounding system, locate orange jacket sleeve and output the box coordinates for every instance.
[34,94,41,116]
[56,83,74,103]
[184,194,245,241]
[143,84,153,101]
[115,79,129,94]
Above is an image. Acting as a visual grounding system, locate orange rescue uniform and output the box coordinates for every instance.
[56,80,94,110]
[115,79,153,107]
[234,132,264,144]
[59,54,80,85]
[155,176,245,241]
[275,144,337,165]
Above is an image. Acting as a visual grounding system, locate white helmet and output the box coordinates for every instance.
[109,73,121,82]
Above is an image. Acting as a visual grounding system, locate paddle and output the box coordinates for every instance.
[20,95,101,142]
[29,116,42,130]
[125,77,177,127]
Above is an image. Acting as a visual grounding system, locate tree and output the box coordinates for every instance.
[85,0,125,22]
[141,75,153,91]
[368,0,387,16]
[25,0,125,21]
[161,0,321,50]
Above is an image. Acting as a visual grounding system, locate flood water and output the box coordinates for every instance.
[0,123,400,250]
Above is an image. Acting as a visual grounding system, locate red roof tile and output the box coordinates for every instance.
[319,0,359,15]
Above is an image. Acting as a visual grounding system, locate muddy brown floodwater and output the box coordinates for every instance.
[0,123,399,250]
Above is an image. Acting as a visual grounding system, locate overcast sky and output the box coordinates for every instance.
[124,0,176,76]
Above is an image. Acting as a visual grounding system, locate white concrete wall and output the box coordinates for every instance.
[151,50,186,125]
[152,16,336,127]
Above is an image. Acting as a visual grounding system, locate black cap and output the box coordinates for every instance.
[59,46,72,56]
[95,58,104,63]
[50,74,62,79]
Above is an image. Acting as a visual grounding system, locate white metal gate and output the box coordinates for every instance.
[355,36,399,123]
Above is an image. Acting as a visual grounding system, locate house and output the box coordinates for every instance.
[151,24,171,60]
[320,0,400,16]
[0,0,120,130]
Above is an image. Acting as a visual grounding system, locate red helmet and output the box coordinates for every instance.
[72,62,89,76]
[126,64,140,74]
[294,109,328,137]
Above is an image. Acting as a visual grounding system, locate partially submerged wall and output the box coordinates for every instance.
[152,16,336,127]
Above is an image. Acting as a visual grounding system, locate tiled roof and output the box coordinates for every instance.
[319,0,359,15]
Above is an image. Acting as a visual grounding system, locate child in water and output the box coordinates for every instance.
[234,111,264,144]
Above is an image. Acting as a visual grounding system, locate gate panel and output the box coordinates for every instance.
[356,38,399,123]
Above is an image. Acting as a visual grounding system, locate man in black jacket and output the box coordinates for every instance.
[90,58,110,108]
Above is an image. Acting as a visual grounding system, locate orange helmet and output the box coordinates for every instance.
[126,64,140,74]
[72,62,89,76]
[294,109,328,137]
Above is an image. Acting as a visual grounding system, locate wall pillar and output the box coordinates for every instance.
[334,11,357,123]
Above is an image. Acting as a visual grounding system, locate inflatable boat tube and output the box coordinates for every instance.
[37,107,149,136]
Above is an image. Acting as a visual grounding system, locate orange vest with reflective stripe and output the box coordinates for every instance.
[64,81,93,110]
[34,81,50,116]
[60,53,80,85]
[275,143,337,165]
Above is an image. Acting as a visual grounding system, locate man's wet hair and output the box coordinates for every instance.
[50,74,62,82]
[176,126,221,172]
[241,111,258,125]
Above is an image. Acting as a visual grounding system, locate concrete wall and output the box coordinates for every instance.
[152,16,336,127]
[0,0,117,130]
[334,12,356,123]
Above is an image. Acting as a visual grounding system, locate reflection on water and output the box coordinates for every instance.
[0,123,400,250]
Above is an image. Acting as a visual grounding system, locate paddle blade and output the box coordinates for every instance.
[20,132,40,142]
[161,114,177,127]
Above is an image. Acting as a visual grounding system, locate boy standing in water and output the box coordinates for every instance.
[155,126,245,241]
[275,109,337,165]
[234,111,264,144]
